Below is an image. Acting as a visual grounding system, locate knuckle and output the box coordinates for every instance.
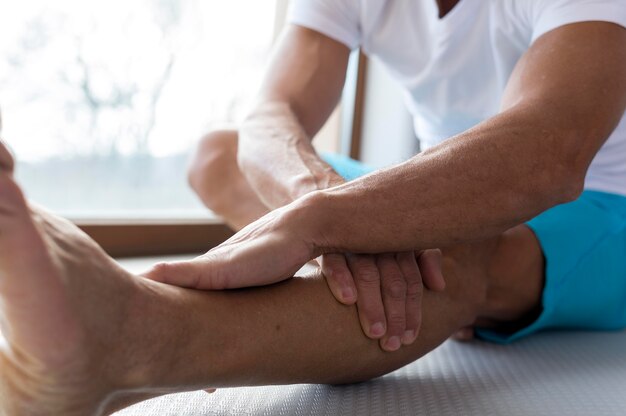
[406,294,420,306]
[328,272,353,289]
[150,262,171,276]
[402,267,421,283]
[384,279,407,299]
[329,269,349,282]
[325,262,351,281]
[208,271,226,290]
[386,314,405,328]
[406,280,423,297]
[353,263,380,283]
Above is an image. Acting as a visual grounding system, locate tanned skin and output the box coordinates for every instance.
[184,22,625,344]
[0,144,542,414]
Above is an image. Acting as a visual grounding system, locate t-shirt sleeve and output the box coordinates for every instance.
[530,0,626,43]
[287,0,361,49]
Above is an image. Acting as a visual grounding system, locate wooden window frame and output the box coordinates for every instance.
[76,218,233,258]
[339,50,367,160]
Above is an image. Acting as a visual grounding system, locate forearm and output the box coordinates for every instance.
[238,102,345,208]
[309,22,626,256]
[311,107,586,254]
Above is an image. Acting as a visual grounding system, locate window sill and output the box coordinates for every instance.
[76,217,233,258]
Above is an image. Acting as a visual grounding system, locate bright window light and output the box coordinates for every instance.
[0,0,277,219]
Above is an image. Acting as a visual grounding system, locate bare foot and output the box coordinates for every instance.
[0,154,145,414]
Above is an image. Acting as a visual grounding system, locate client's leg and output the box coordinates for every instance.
[0,165,543,415]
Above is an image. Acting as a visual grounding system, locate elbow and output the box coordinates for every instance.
[188,131,229,193]
[557,174,585,204]
[527,126,590,207]
[534,159,585,208]
[187,130,238,214]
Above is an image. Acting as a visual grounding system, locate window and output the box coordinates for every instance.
[0,0,283,220]
[0,0,353,256]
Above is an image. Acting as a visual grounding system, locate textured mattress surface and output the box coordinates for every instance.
[115,257,626,416]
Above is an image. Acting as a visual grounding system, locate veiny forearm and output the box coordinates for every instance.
[235,26,349,209]
[304,22,626,256]
[238,102,345,208]
[311,106,588,254]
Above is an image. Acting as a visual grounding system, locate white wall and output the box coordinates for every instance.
[359,59,417,169]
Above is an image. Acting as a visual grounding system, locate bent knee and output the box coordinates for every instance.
[188,130,238,197]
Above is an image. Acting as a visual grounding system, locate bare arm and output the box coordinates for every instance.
[307,22,626,254]
[148,24,624,319]
[231,25,445,351]
[237,25,349,208]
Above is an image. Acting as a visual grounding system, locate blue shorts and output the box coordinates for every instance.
[321,152,626,343]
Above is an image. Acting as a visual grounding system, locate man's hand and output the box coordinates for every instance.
[143,203,316,291]
[237,26,350,210]
[320,250,445,352]
[142,192,446,353]
[229,26,450,351]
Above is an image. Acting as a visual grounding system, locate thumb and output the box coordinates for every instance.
[141,254,228,290]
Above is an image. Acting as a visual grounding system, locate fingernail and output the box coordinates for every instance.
[385,336,401,351]
[370,322,385,337]
[401,330,415,345]
[342,287,355,301]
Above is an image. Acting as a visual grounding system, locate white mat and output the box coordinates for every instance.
[116,258,626,416]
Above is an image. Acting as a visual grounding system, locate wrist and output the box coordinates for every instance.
[238,142,346,210]
[235,143,294,208]
[283,190,337,258]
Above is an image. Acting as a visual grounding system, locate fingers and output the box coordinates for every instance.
[376,254,408,352]
[396,251,423,346]
[330,251,435,352]
[141,254,226,290]
[346,254,386,339]
[417,249,446,291]
[142,261,203,287]
[320,253,357,304]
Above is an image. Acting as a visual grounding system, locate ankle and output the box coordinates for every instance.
[107,277,162,392]
[110,276,198,393]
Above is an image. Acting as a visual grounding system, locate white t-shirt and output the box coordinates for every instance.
[289,0,626,196]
